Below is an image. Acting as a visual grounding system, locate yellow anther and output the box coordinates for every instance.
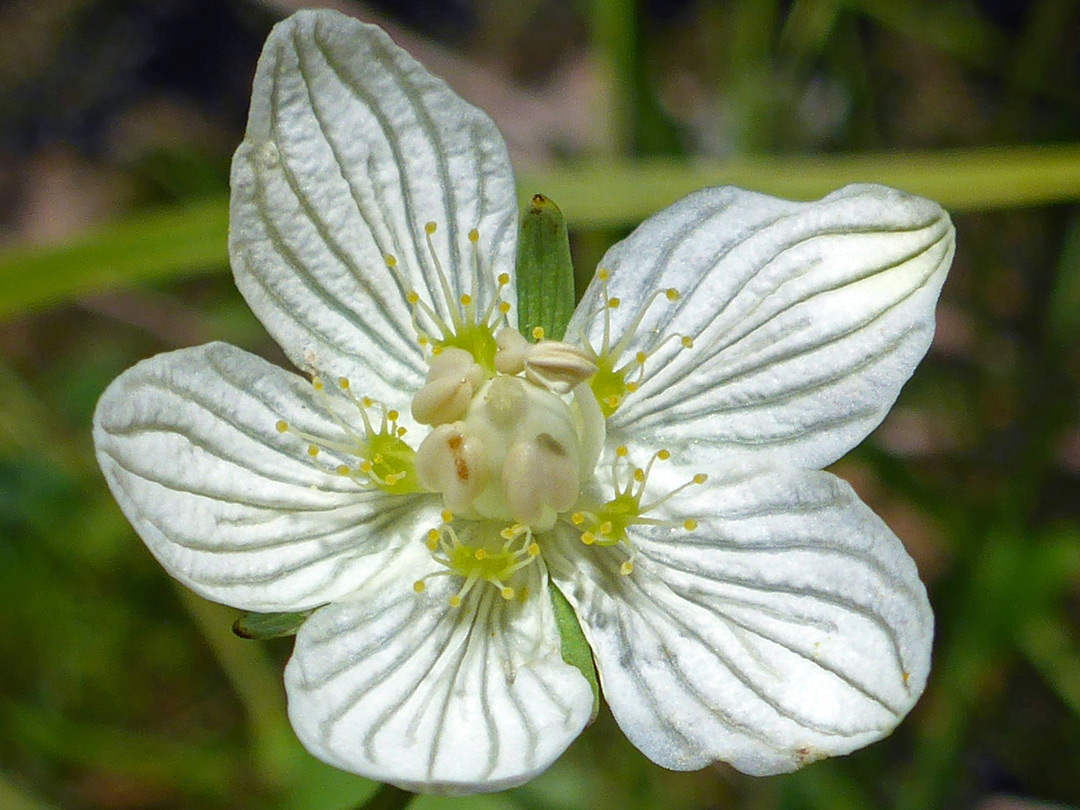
[387,410,399,422]
[307,444,320,457]
[418,336,429,346]
[616,445,629,457]
[527,543,540,557]
[362,397,373,408]
[500,586,515,600]
[605,395,620,409]
[468,228,479,242]
[425,221,437,234]
[620,561,634,576]
[633,468,645,482]
[581,531,595,545]
[658,449,671,460]
[608,297,621,309]
[571,512,585,525]
[397,427,408,437]
[406,291,419,304]
[532,326,545,340]
[497,272,510,285]
[275,420,289,433]
[337,376,350,389]
[665,288,680,301]
[413,580,426,593]
[441,509,453,523]
[360,460,373,474]
[599,521,613,535]
[500,526,516,540]
[597,268,610,281]
[460,294,472,306]
[428,528,441,543]
[635,351,648,365]
[336,465,351,475]
[683,518,698,531]
[312,377,324,391]
[681,336,694,349]
[693,473,708,485]
[449,595,462,607]
[625,381,639,393]
[475,549,487,560]
[385,253,397,267]
[499,301,511,314]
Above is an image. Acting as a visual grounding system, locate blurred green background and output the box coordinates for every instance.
[2,1,1080,809]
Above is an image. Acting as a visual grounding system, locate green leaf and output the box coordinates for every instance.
[515,194,576,342]
[547,579,600,723]
[232,609,316,640]
[0,196,228,318]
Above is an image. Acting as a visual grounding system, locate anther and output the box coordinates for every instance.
[275,420,288,433]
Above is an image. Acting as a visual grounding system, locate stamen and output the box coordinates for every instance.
[273,380,419,495]
[417,521,541,604]
[568,446,705,552]
[580,267,693,417]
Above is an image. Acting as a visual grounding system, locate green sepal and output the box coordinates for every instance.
[547,579,600,723]
[515,194,576,342]
[232,609,316,640]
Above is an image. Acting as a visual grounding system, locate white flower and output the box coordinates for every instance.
[92,9,954,795]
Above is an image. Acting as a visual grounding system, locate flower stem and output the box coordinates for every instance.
[353,784,414,810]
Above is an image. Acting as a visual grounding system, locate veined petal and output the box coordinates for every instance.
[230,9,518,403]
[548,468,932,775]
[93,342,437,612]
[285,544,592,794]
[573,184,954,470]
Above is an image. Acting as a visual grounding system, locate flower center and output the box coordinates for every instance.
[413,363,604,532]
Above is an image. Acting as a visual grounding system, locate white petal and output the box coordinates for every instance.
[93,342,438,612]
[230,9,518,404]
[285,544,592,794]
[547,468,933,775]
[572,184,954,470]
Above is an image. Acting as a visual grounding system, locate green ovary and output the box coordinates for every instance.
[589,492,640,546]
[589,356,628,419]
[449,544,518,583]
[365,432,420,494]
[437,323,498,375]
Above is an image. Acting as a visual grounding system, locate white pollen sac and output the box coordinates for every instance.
[494,328,528,375]
[502,434,580,526]
[410,347,484,425]
[411,375,473,425]
[524,342,598,393]
[415,423,489,511]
